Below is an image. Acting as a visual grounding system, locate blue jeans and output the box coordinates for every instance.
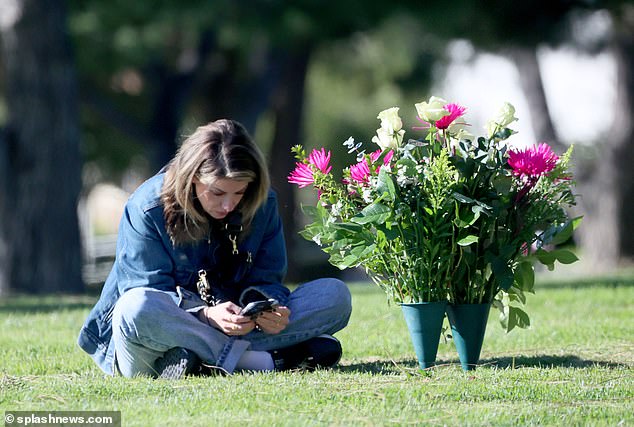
[111,278,351,377]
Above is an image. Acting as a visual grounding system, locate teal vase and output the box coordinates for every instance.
[446,303,491,371]
[400,301,447,370]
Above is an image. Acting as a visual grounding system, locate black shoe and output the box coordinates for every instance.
[155,347,200,380]
[269,334,342,371]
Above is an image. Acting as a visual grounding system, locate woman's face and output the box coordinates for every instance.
[193,177,248,220]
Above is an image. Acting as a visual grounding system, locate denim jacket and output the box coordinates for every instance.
[77,173,289,375]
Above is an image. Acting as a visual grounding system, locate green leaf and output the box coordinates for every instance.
[548,216,583,246]
[492,299,504,314]
[535,248,556,267]
[474,200,493,213]
[535,248,578,266]
[454,204,481,228]
[331,222,364,233]
[337,254,361,269]
[298,227,319,242]
[471,204,489,219]
[491,256,514,291]
[328,253,352,270]
[551,249,579,264]
[506,306,531,332]
[457,235,479,246]
[300,202,331,225]
[351,203,391,225]
[395,157,417,177]
[493,127,514,141]
[376,168,396,201]
[300,204,320,220]
[507,286,526,304]
[492,175,512,195]
[379,224,400,240]
[452,192,475,204]
[514,261,535,293]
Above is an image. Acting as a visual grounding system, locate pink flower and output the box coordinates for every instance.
[370,149,394,164]
[288,148,332,188]
[385,150,395,164]
[288,162,315,188]
[349,160,372,184]
[348,149,394,184]
[508,143,559,181]
[436,103,466,130]
[308,147,332,174]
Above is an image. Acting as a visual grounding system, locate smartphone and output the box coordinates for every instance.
[239,298,280,319]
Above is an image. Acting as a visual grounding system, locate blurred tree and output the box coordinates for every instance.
[5,0,629,294]
[65,1,438,280]
[575,2,634,267]
[69,0,221,181]
[411,0,634,268]
[495,2,634,268]
[211,4,440,279]
[456,0,634,267]
[0,0,83,295]
[437,0,577,151]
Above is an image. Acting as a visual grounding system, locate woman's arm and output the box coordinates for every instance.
[115,197,176,294]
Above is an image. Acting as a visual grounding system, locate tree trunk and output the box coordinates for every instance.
[577,11,634,267]
[0,0,84,295]
[147,31,215,171]
[199,42,280,135]
[268,48,312,282]
[507,46,565,153]
[508,42,634,269]
[613,16,634,261]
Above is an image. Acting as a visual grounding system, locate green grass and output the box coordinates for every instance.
[1,277,632,426]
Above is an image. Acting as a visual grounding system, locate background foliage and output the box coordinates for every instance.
[0,0,633,293]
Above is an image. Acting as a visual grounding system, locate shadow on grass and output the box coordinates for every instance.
[537,275,634,289]
[337,359,420,374]
[478,354,629,369]
[339,354,629,374]
[0,295,96,314]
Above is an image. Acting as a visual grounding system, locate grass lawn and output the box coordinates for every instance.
[0,275,632,426]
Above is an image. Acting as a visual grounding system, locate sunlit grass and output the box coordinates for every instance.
[0,279,632,426]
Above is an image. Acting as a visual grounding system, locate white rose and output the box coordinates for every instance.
[486,102,518,136]
[371,107,404,151]
[372,128,392,150]
[449,121,474,141]
[377,107,403,133]
[415,96,449,122]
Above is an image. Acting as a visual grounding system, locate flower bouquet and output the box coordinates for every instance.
[288,96,580,335]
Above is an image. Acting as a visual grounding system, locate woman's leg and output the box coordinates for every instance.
[247,278,352,351]
[111,287,250,377]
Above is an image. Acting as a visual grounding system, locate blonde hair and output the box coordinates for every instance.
[161,119,270,244]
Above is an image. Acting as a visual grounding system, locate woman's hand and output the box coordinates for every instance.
[254,306,290,335]
[198,301,255,336]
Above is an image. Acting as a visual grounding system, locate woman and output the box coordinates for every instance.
[78,119,352,378]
